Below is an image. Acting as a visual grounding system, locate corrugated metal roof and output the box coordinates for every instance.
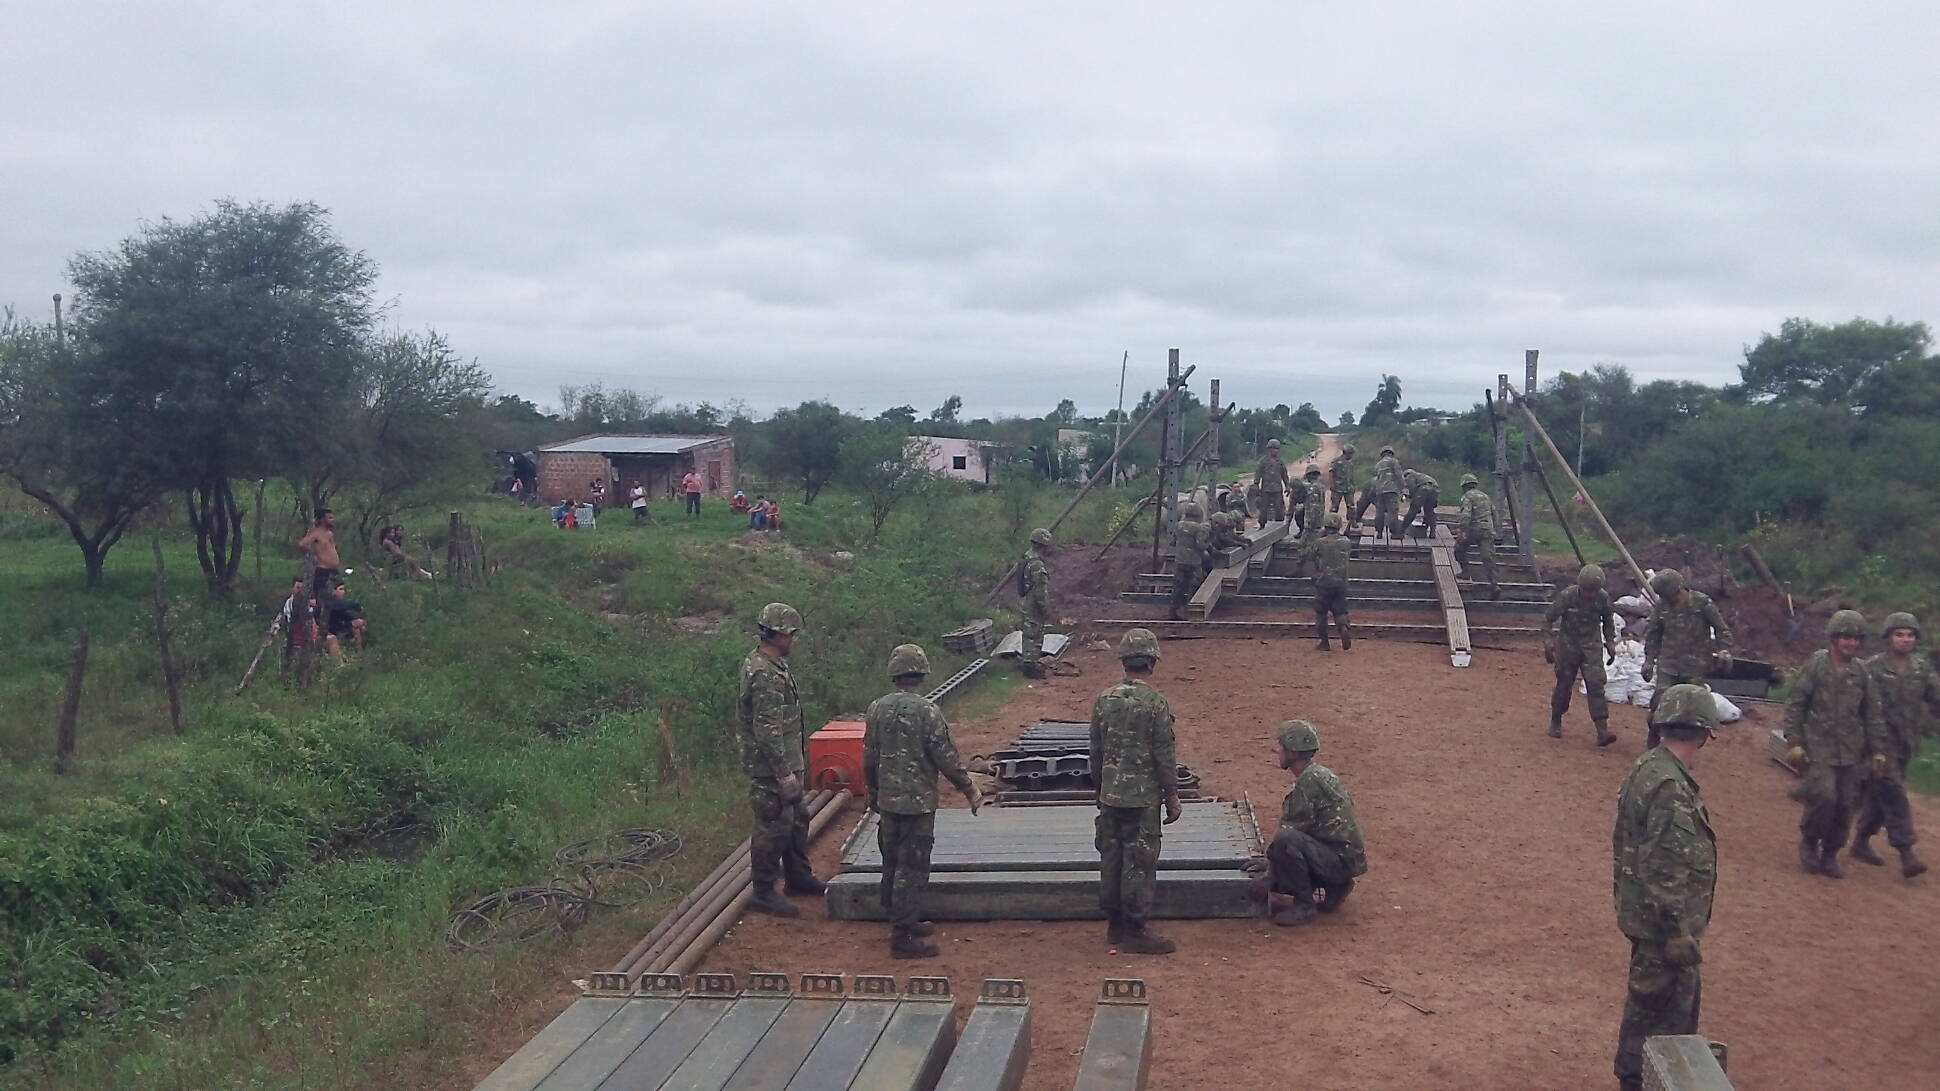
[538,434,731,455]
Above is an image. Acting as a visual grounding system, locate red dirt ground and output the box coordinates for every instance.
[690,636,1940,1090]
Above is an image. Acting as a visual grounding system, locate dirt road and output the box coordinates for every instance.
[701,636,1940,1089]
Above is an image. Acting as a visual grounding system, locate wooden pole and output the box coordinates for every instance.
[253,479,266,587]
[1509,390,1654,601]
[153,538,184,735]
[1528,454,1586,566]
[981,366,1194,603]
[54,629,89,773]
[1483,389,1527,559]
[1518,351,1538,559]
[446,511,461,585]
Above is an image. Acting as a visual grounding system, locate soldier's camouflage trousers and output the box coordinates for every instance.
[1268,827,1350,897]
[1170,566,1197,614]
[1256,489,1285,523]
[1022,599,1050,665]
[1614,938,1701,1089]
[1330,487,1353,521]
[1552,645,1610,724]
[1792,762,1863,852]
[1403,489,1439,538]
[1455,530,1499,591]
[1856,755,1918,849]
[1645,673,1701,747]
[1096,804,1161,928]
[1353,490,1401,539]
[1313,579,1350,626]
[748,777,815,889]
[876,810,936,930]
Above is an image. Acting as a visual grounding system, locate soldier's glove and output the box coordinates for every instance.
[1716,650,1734,671]
[1163,794,1183,825]
[1661,935,1701,968]
[1641,660,1655,683]
[1871,752,1889,776]
[777,772,804,802]
[1542,644,1556,665]
[1784,745,1807,767]
[964,785,983,815]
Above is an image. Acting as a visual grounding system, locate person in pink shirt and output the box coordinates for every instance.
[681,469,704,517]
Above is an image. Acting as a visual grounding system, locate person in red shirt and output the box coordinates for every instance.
[681,469,704,517]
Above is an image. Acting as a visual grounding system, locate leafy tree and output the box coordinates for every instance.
[0,315,169,586]
[838,426,933,541]
[928,395,963,425]
[340,331,490,545]
[1738,317,1932,408]
[64,201,379,595]
[1289,402,1327,432]
[763,400,857,503]
[1361,374,1403,426]
[877,404,918,424]
[1338,411,1355,428]
[1053,398,1078,423]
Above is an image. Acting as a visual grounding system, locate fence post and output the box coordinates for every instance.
[54,629,90,773]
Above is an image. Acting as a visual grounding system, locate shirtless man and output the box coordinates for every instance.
[297,509,342,599]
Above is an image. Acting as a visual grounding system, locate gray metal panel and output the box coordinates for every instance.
[541,435,729,455]
[594,997,736,1089]
[783,994,901,1090]
[934,984,1031,1091]
[716,994,846,1091]
[848,985,958,1091]
[826,868,1254,921]
[474,996,627,1091]
[1071,981,1152,1091]
[532,995,682,1090]
[1642,1035,1733,1091]
[657,994,793,1091]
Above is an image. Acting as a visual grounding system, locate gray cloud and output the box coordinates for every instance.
[5,1,1938,422]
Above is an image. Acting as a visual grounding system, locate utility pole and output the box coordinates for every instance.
[1150,350,1185,571]
[1113,350,1129,486]
[1519,350,1538,559]
[52,293,63,341]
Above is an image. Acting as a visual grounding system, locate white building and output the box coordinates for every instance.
[910,435,1004,484]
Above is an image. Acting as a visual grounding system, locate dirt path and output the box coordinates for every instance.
[699,636,1940,1089]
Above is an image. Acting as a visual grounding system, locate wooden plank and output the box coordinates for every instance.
[531,994,682,1090]
[659,988,794,1091]
[849,980,958,1091]
[783,991,901,1090]
[934,982,1032,1091]
[825,869,1255,921]
[1642,1035,1734,1091]
[1088,618,1544,642]
[1072,981,1152,1091]
[716,987,846,1091]
[594,994,737,1090]
[474,996,627,1091]
[1430,524,1473,667]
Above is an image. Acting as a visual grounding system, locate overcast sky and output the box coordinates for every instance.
[6,2,1938,421]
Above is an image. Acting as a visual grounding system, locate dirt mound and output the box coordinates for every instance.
[1611,536,1738,600]
[1043,543,1147,620]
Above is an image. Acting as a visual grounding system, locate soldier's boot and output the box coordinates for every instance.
[784,871,827,896]
[1849,838,1887,866]
[1117,925,1177,955]
[1315,615,1331,651]
[1105,913,1130,946]
[909,920,938,937]
[1798,837,1820,873]
[890,927,939,959]
[1819,847,1844,879]
[1899,847,1928,878]
[1546,716,1563,739]
[747,883,801,918]
[1594,719,1617,748]
[1338,622,1353,650]
[1317,878,1354,914]
[1268,893,1318,927]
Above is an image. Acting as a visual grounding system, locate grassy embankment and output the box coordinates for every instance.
[0,480,1122,1089]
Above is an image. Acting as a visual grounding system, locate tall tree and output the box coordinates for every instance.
[764,400,857,503]
[838,426,933,541]
[1361,374,1403,426]
[1738,317,1932,407]
[877,404,917,425]
[1052,398,1078,423]
[1288,402,1327,432]
[66,201,379,595]
[928,395,963,425]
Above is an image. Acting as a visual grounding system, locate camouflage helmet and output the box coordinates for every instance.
[1882,611,1920,638]
[1577,563,1606,589]
[1460,473,1479,488]
[1029,527,1053,546]
[887,643,930,678]
[1277,720,1320,753]
[1209,511,1230,528]
[1380,445,1395,456]
[1304,465,1321,478]
[1650,683,1718,737]
[1649,569,1685,597]
[1267,438,1281,449]
[1403,469,1417,485]
[1182,502,1203,519]
[1342,443,1356,455]
[756,602,803,635]
[1325,515,1342,531]
[1827,609,1867,639]
[1117,627,1162,662]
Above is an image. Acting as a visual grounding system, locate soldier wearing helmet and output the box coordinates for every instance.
[1399,467,1441,541]
[863,643,983,958]
[1254,439,1290,525]
[1222,480,1252,530]
[1327,443,1357,523]
[1307,514,1354,651]
[1854,611,1939,877]
[1641,568,1734,746]
[1208,510,1242,552]
[1543,564,1620,746]
[1353,444,1405,549]
[1299,465,1327,535]
[738,602,823,916]
[1263,720,1367,928]
[1168,502,1212,621]
[1017,529,1055,678]
[1089,628,1183,954]
[1454,473,1501,599]
[1781,609,1889,878]
[1612,684,1717,1090]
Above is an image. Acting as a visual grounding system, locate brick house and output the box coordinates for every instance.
[535,435,737,503]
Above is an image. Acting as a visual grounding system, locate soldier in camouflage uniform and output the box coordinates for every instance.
[1352,445,1404,546]
[1544,563,1619,747]
[1264,721,1367,927]
[1310,515,1353,651]
[1327,443,1356,524]
[1401,468,1440,540]
[1454,473,1501,599]
[863,643,984,958]
[1018,528,1054,679]
[1090,628,1183,955]
[1209,510,1242,553]
[1299,466,1326,537]
[1287,465,1312,534]
[737,602,823,917]
[1169,503,1211,621]
[1611,685,1717,1091]
[1781,609,1889,878]
[1641,569,1734,746]
[1852,612,1938,878]
[1222,480,1251,530]
[1254,439,1289,524]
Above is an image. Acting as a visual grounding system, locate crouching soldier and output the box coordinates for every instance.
[1263,720,1367,927]
[863,643,983,958]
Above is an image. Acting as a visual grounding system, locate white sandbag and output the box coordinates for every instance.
[1615,594,1650,610]
[1710,689,1742,723]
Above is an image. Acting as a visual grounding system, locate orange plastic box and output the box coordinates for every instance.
[809,720,867,795]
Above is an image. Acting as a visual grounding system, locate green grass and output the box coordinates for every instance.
[0,476,1119,1088]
